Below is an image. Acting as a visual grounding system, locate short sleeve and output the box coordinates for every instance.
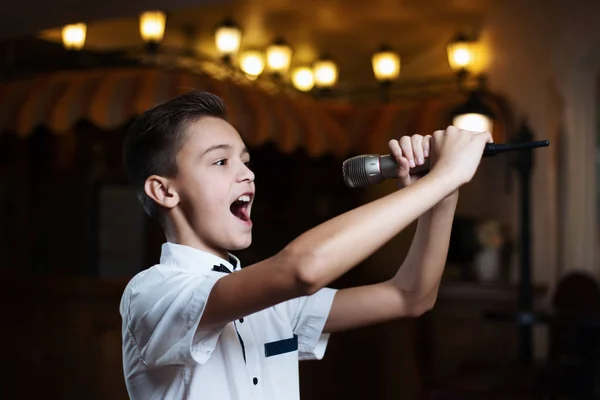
[286,287,337,360]
[121,268,226,367]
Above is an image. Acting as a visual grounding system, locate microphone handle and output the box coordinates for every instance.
[379,155,431,177]
[379,155,413,178]
[379,140,551,177]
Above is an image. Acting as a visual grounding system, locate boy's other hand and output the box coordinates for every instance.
[430,126,493,186]
[388,134,432,189]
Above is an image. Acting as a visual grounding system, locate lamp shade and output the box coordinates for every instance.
[447,34,475,72]
[215,19,242,56]
[451,90,495,134]
[62,23,86,50]
[266,38,292,73]
[239,50,265,78]
[139,11,166,43]
[313,57,338,88]
[291,67,315,92]
[371,46,400,82]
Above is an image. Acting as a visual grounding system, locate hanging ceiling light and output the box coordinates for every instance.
[239,50,265,79]
[61,23,87,51]
[447,33,476,73]
[215,19,242,60]
[266,37,292,74]
[371,45,401,83]
[313,56,338,89]
[139,11,167,46]
[291,67,315,92]
[451,89,495,134]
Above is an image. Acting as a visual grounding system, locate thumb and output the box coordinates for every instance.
[480,130,494,143]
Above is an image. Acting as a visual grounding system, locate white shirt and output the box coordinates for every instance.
[120,242,337,400]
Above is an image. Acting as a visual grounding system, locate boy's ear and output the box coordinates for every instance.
[144,175,180,209]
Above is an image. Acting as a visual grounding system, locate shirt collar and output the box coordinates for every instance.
[159,242,241,273]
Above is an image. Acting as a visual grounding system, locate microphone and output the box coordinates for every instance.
[342,140,550,188]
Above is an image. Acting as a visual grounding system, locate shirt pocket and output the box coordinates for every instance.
[263,335,300,390]
[264,335,298,358]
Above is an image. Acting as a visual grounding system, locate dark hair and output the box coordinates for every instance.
[123,90,227,219]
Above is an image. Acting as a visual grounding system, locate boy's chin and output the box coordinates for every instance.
[228,237,252,251]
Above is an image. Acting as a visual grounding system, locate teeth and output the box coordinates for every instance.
[237,195,251,203]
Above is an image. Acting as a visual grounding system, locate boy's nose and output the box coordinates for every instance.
[238,163,255,182]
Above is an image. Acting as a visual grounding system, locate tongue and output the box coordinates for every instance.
[231,202,250,221]
[238,206,250,221]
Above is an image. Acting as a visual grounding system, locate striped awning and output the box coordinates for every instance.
[0,67,350,158]
[0,66,512,158]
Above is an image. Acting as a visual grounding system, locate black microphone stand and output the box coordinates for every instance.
[511,119,535,364]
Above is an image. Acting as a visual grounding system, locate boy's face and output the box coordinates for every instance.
[172,116,255,255]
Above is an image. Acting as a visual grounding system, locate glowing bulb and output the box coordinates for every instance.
[451,90,495,134]
[266,41,292,72]
[291,67,315,92]
[452,113,493,133]
[215,21,242,55]
[371,48,400,82]
[447,35,476,72]
[61,23,86,50]
[313,59,338,88]
[452,48,472,68]
[239,50,265,78]
[139,11,166,43]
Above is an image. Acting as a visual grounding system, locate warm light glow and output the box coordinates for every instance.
[139,11,166,43]
[313,59,338,88]
[61,23,86,50]
[452,113,493,134]
[447,37,475,72]
[371,49,400,82]
[215,21,242,56]
[239,50,265,78]
[291,67,315,92]
[266,41,292,73]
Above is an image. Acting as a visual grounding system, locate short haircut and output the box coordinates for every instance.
[123,90,227,219]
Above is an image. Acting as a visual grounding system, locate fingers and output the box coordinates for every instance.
[398,136,415,168]
[389,133,431,180]
[399,135,428,167]
[429,126,493,185]
[422,135,432,158]
[392,134,431,167]
[396,157,412,187]
[388,138,403,162]
[411,135,425,166]
[432,129,445,145]
[388,139,412,187]
[439,125,493,145]
[449,125,492,140]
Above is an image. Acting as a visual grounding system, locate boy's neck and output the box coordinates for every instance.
[163,218,229,261]
[167,234,230,261]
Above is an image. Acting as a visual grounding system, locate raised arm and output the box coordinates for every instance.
[390,133,459,304]
[199,127,492,329]
[321,134,459,332]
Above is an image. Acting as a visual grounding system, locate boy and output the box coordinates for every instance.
[120,90,491,399]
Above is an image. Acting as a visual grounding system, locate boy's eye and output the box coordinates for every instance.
[214,159,227,166]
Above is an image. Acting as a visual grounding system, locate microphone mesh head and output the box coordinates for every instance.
[342,155,382,188]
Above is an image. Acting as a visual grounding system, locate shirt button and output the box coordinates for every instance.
[239,318,244,323]
[253,377,258,385]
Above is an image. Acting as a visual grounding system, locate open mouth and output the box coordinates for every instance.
[230,193,252,222]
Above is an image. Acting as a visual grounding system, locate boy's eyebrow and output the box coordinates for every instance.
[203,144,231,156]
[202,144,250,157]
